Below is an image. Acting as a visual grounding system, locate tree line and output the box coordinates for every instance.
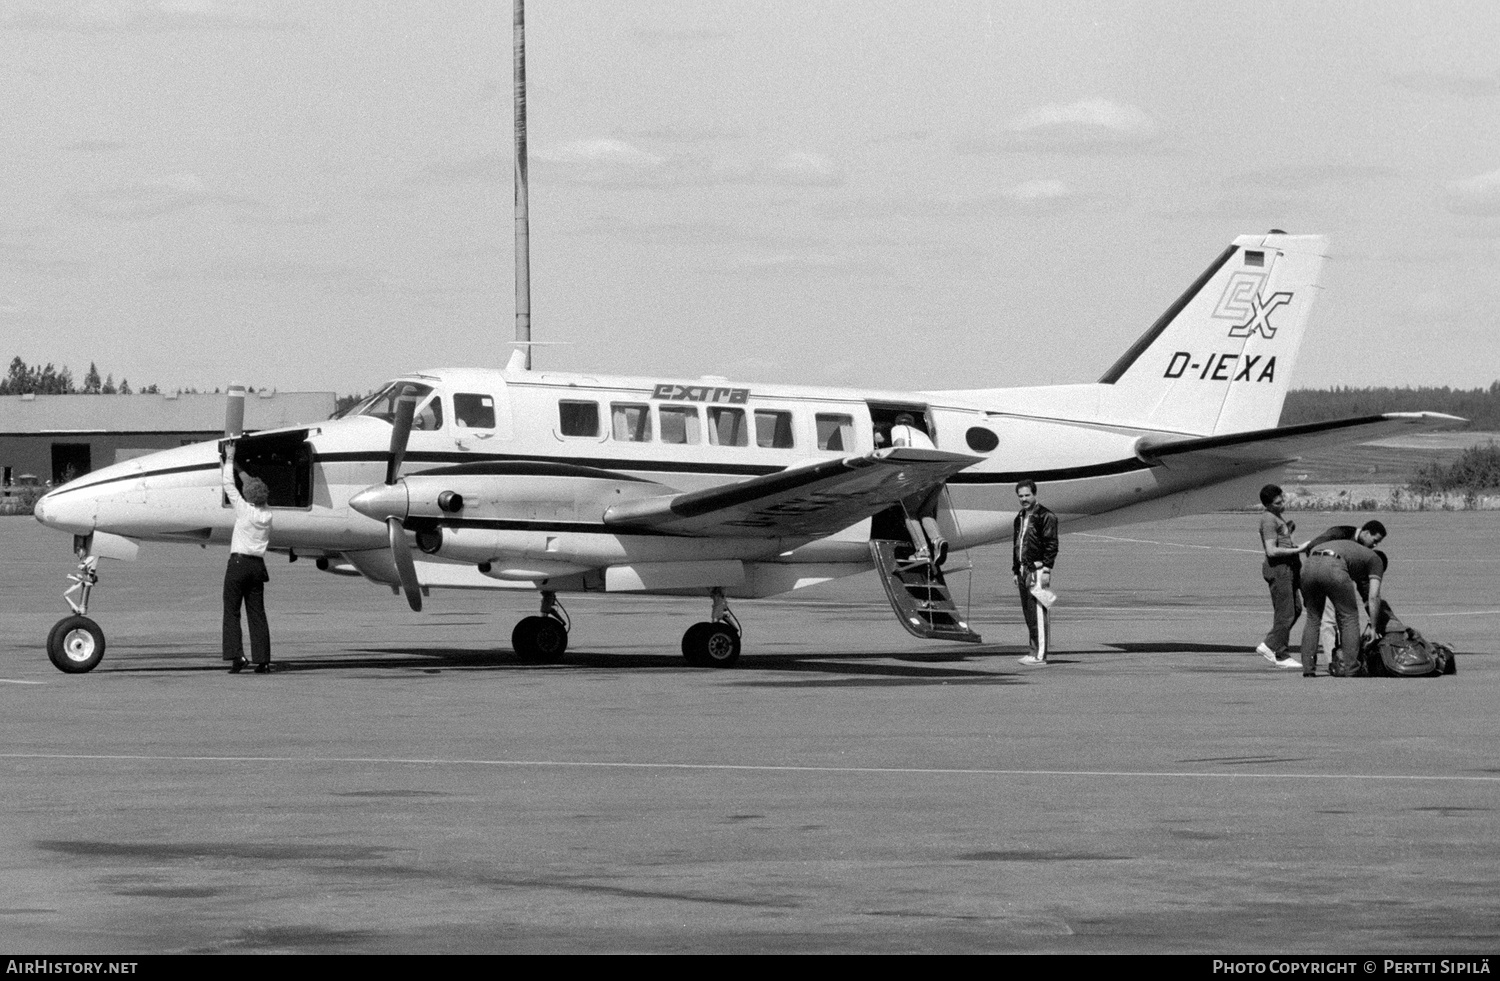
[2,357,159,396]
[1,357,277,398]
[1281,382,1500,430]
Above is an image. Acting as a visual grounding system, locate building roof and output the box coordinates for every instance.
[0,392,336,434]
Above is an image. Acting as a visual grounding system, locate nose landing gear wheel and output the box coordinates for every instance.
[47,615,106,674]
[512,615,568,664]
[682,621,740,668]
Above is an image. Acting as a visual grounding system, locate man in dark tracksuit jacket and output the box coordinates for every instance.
[1012,479,1059,665]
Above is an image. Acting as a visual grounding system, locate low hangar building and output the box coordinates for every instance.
[0,391,335,488]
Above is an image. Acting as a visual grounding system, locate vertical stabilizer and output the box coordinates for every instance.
[1098,233,1327,435]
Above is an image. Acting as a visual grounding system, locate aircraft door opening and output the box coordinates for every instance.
[230,429,313,509]
[866,400,934,449]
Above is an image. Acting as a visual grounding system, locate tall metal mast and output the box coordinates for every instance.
[514,0,532,369]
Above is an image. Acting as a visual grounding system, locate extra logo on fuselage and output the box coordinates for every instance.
[652,383,750,404]
[1213,271,1293,339]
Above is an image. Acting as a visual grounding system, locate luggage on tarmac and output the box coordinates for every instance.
[1360,606,1456,678]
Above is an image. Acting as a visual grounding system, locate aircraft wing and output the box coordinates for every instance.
[1136,412,1467,469]
[602,446,982,538]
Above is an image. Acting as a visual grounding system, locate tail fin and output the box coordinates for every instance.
[1097,232,1327,435]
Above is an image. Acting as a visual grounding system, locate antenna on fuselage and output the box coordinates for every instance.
[514,0,532,370]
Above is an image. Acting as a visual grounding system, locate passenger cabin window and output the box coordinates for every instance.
[707,406,748,447]
[659,405,701,444]
[453,393,496,429]
[558,400,600,437]
[611,403,652,442]
[816,413,855,451]
[755,409,794,449]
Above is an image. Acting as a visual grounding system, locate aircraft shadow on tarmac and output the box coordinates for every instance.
[96,643,1029,685]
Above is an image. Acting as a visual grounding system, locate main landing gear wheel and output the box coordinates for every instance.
[682,621,741,668]
[47,615,106,674]
[512,615,568,664]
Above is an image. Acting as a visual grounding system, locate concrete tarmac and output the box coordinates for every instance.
[1,513,1497,954]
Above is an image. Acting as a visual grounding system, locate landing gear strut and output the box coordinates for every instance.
[512,590,569,664]
[682,587,742,668]
[47,550,106,673]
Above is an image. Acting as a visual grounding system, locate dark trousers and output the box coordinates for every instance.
[1262,562,1302,655]
[1299,556,1360,673]
[1016,569,1050,657]
[223,554,270,664]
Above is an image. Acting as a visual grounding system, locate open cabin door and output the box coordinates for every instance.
[227,429,314,509]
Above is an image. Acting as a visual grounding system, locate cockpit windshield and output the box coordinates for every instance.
[342,381,443,431]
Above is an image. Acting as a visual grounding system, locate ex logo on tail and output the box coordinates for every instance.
[1214,271,1293,339]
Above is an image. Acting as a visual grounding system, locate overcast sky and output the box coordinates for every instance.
[3,0,1499,397]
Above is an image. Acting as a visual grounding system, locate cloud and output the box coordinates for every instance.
[618,121,745,145]
[542,139,667,171]
[0,0,294,33]
[631,27,731,51]
[412,152,507,187]
[529,140,845,190]
[866,180,1116,221]
[714,251,890,279]
[62,138,128,155]
[228,204,333,228]
[1389,70,1500,100]
[75,173,216,220]
[957,98,1161,155]
[1446,168,1500,217]
[1211,164,1402,219]
[527,139,671,188]
[761,152,844,188]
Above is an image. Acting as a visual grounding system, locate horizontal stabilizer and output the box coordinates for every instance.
[603,446,981,538]
[1135,412,1467,469]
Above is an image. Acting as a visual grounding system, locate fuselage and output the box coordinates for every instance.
[33,363,1275,597]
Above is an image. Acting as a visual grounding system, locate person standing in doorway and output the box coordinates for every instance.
[222,442,274,674]
[1255,484,1308,668]
[891,413,948,568]
[1012,479,1058,666]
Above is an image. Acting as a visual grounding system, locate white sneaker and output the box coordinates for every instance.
[1274,655,1302,668]
[1017,655,1047,666]
[1256,643,1278,663]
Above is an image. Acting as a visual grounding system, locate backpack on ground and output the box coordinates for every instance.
[1362,625,1456,678]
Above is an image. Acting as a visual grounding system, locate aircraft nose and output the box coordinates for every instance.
[349,483,408,522]
[33,489,96,534]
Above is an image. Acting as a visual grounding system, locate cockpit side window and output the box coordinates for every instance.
[453,393,496,429]
[353,382,436,424]
[413,396,443,431]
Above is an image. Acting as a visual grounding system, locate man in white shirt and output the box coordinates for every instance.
[222,442,274,673]
[890,413,948,568]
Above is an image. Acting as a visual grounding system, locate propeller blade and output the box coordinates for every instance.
[224,383,246,437]
[386,394,417,485]
[387,517,422,612]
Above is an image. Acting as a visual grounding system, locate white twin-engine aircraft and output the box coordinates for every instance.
[32,231,1455,673]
